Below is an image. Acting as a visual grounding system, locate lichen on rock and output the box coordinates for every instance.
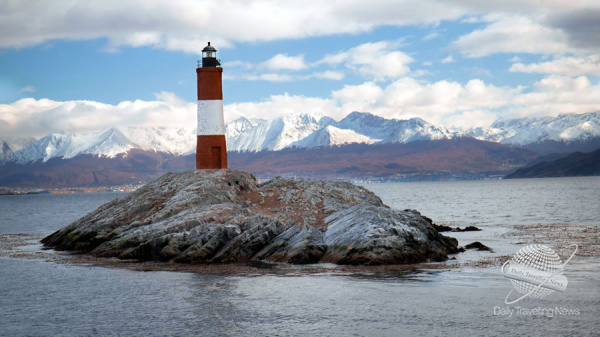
[42,170,460,265]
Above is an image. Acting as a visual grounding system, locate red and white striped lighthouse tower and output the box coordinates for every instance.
[196,42,227,169]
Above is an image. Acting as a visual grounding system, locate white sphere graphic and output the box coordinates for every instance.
[509,244,563,298]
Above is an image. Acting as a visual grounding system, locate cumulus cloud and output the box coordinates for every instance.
[332,82,384,113]
[317,41,414,81]
[0,0,469,54]
[452,13,570,57]
[260,54,307,71]
[224,93,342,122]
[225,42,393,82]
[4,72,600,138]
[510,55,600,76]
[512,75,600,117]
[227,74,600,128]
[375,78,518,126]
[0,92,195,138]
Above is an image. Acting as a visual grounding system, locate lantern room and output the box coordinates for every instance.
[201,42,220,68]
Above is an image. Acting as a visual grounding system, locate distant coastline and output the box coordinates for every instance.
[505,148,600,179]
[0,186,139,195]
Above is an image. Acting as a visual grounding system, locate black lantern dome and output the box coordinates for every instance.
[201,42,220,67]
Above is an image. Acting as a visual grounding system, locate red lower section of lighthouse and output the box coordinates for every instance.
[196,135,228,169]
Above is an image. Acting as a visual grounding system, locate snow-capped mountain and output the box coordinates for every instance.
[226,111,463,152]
[10,129,138,164]
[5,111,462,163]
[333,111,462,144]
[225,116,254,139]
[465,111,600,145]
[5,111,600,165]
[289,125,376,148]
[7,127,195,164]
[0,137,36,161]
[120,127,195,155]
[226,112,330,152]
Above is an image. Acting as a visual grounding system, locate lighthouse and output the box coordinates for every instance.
[196,42,227,170]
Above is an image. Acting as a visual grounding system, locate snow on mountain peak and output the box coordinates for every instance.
[559,121,600,141]
[469,111,600,145]
[0,136,36,161]
[289,125,377,148]
[225,117,254,139]
[226,111,328,152]
[6,127,196,164]
[334,112,460,144]
[121,127,195,155]
[5,111,598,163]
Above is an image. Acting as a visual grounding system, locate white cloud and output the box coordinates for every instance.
[313,71,345,80]
[231,71,344,82]
[423,32,441,41]
[452,13,570,57]
[228,41,412,83]
[0,92,195,138]
[4,74,600,138]
[329,75,600,127]
[332,82,384,113]
[0,0,469,54]
[509,55,600,76]
[441,55,455,64]
[222,60,253,69]
[509,56,522,63]
[260,54,307,71]
[373,77,517,126]
[512,75,600,117]
[3,1,600,57]
[467,67,493,78]
[19,85,36,93]
[224,93,341,122]
[317,41,414,81]
[245,73,295,82]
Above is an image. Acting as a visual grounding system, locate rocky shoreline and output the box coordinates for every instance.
[42,170,461,265]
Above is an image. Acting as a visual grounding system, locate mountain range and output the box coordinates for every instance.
[1,111,599,187]
[0,136,37,162]
[466,111,600,154]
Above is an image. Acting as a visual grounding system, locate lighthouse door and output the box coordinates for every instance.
[211,146,222,168]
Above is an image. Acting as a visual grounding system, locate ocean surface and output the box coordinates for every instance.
[1,177,599,336]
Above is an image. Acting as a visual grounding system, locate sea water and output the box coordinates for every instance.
[0,177,598,336]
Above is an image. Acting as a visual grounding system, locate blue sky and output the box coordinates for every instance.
[1,1,600,138]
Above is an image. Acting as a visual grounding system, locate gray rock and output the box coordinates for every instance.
[42,170,459,265]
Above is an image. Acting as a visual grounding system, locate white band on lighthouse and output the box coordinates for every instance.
[197,100,225,135]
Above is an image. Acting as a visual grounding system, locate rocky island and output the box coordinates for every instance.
[42,170,460,265]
